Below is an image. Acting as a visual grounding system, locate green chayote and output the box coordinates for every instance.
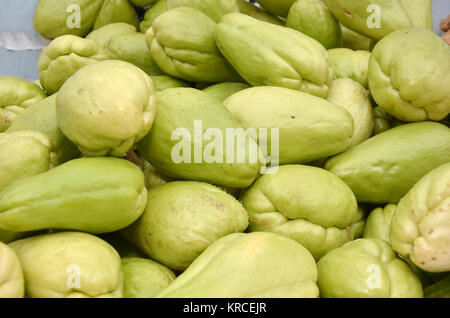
[328,48,370,88]
[203,82,250,103]
[93,0,139,30]
[363,204,396,243]
[0,241,24,298]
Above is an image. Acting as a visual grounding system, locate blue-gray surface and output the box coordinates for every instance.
[0,0,449,81]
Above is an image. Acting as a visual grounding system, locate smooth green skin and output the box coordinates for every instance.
[0,76,46,132]
[235,0,284,26]
[424,275,450,298]
[363,205,396,243]
[317,238,423,298]
[0,131,55,193]
[9,232,123,298]
[286,0,342,50]
[0,241,24,298]
[390,163,450,273]
[203,82,250,103]
[122,257,176,298]
[106,32,164,76]
[368,28,450,122]
[86,22,136,48]
[256,0,297,17]
[240,165,364,260]
[130,0,158,6]
[147,7,241,83]
[140,0,168,33]
[151,76,190,91]
[340,24,372,51]
[215,13,334,98]
[6,94,79,164]
[157,232,318,298]
[137,88,261,189]
[93,0,140,30]
[143,164,171,189]
[121,181,249,271]
[325,0,432,41]
[33,0,105,39]
[0,157,147,234]
[167,0,239,23]
[325,122,450,204]
[327,78,374,148]
[57,60,157,157]
[328,48,370,88]
[38,35,110,95]
[224,86,354,165]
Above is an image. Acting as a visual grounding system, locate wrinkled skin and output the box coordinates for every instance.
[57,60,157,157]
[363,204,396,243]
[121,181,249,271]
[157,232,319,298]
[0,158,147,234]
[325,122,450,204]
[140,0,168,33]
[327,78,374,147]
[368,28,450,122]
[93,0,139,30]
[6,94,79,164]
[0,131,56,193]
[390,163,450,273]
[0,241,24,298]
[317,238,423,298]
[38,35,110,95]
[240,165,364,260]
[0,76,46,132]
[328,48,370,88]
[147,7,241,83]
[166,0,239,23]
[215,13,334,98]
[86,22,136,47]
[9,232,123,298]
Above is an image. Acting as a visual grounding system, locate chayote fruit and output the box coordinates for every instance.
[156,232,319,298]
[286,0,342,50]
[137,88,261,188]
[38,35,110,95]
[0,76,46,132]
[166,0,239,23]
[215,13,334,98]
[368,28,450,122]
[6,94,79,164]
[130,0,158,6]
[140,0,168,33]
[0,157,147,234]
[93,0,140,30]
[424,275,450,298]
[255,0,297,17]
[224,86,354,165]
[325,122,450,204]
[121,181,249,271]
[0,230,28,244]
[325,0,433,41]
[363,204,396,243]
[328,48,370,88]
[203,82,250,103]
[9,232,123,298]
[86,22,136,47]
[0,241,24,298]
[340,24,372,51]
[241,165,364,260]
[327,78,374,147]
[151,75,190,91]
[317,238,423,298]
[33,0,105,39]
[57,60,157,157]
[390,163,450,273]
[122,257,176,298]
[147,7,241,83]
[0,131,56,193]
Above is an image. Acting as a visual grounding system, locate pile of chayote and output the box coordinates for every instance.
[0,0,449,298]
